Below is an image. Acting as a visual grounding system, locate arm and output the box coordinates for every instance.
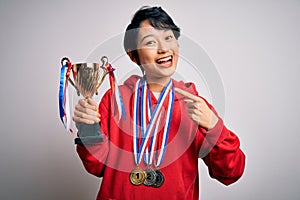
[201,116,246,185]
[76,137,108,177]
[73,96,111,177]
[175,87,245,185]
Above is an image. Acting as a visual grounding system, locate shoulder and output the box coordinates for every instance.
[100,74,141,104]
[172,79,199,96]
[172,79,213,109]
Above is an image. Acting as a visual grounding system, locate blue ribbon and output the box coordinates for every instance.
[59,64,67,126]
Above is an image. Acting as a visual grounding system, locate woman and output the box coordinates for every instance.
[73,6,245,200]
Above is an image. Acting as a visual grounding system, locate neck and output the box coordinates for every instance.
[145,76,171,92]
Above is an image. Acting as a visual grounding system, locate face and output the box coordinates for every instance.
[135,20,179,85]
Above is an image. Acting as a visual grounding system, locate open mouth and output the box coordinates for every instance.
[156,55,173,64]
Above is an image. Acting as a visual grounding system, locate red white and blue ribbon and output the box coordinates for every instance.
[133,77,174,167]
[106,63,126,121]
[59,61,73,133]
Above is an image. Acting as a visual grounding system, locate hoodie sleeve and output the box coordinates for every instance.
[185,82,246,185]
[75,90,112,178]
[200,115,246,185]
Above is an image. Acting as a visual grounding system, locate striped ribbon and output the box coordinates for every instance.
[59,61,73,133]
[133,77,174,167]
[106,63,126,121]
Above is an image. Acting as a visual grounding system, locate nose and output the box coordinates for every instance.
[157,40,169,54]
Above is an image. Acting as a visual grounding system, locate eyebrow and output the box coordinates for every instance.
[140,29,171,43]
[140,34,154,43]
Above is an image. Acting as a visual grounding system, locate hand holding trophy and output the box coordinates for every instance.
[59,56,126,143]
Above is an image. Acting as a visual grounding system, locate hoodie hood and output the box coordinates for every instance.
[123,75,142,92]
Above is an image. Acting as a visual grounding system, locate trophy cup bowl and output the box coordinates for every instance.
[61,56,109,98]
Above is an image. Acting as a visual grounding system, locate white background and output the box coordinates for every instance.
[0,0,299,199]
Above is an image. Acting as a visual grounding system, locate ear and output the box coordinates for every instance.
[127,49,138,64]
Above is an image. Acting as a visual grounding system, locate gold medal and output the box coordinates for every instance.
[129,168,146,186]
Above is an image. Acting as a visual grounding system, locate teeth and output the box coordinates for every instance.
[157,56,172,63]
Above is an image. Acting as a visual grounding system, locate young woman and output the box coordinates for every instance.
[73,6,245,200]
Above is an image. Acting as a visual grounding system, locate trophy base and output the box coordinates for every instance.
[75,122,104,145]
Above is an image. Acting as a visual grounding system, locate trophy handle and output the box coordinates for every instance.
[95,56,109,95]
[61,57,70,66]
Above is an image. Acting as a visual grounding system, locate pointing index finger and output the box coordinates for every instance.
[174,88,201,102]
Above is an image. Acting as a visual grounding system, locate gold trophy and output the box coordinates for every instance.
[61,56,109,98]
[60,56,110,144]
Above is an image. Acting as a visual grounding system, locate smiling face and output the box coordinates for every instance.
[135,20,179,91]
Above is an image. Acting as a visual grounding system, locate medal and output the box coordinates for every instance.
[129,168,146,186]
[143,168,157,186]
[153,170,164,188]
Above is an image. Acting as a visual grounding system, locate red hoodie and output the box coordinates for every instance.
[76,75,245,200]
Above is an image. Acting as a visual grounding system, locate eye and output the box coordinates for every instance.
[165,35,174,40]
[145,40,156,46]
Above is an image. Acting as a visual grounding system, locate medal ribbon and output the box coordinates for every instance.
[154,87,174,167]
[133,77,174,166]
[144,83,174,167]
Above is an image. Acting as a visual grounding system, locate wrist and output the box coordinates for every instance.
[208,114,219,131]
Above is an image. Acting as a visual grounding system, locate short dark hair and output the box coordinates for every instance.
[123,6,180,64]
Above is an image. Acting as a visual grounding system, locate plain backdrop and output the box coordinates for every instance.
[0,0,299,199]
